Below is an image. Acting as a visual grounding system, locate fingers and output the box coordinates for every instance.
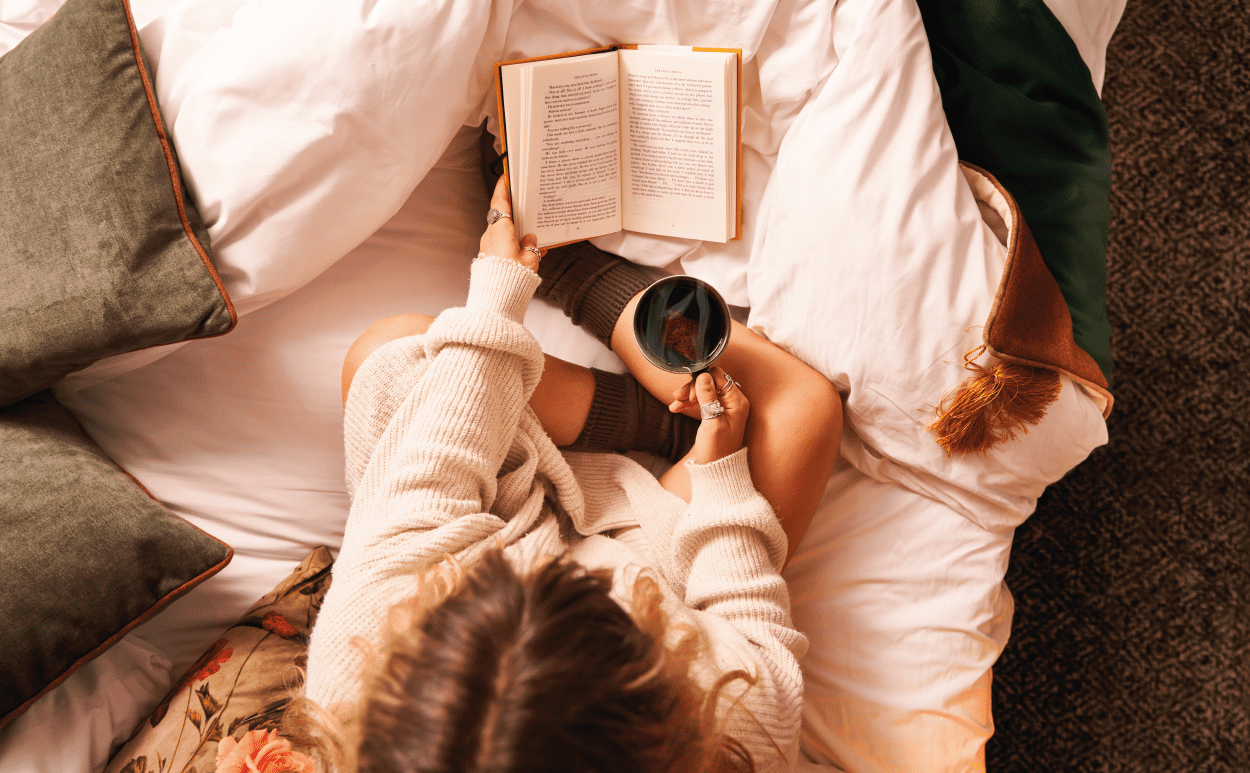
[668,379,694,413]
[517,233,543,272]
[491,173,512,212]
[711,366,748,413]
[520,233,545,256]
[695,368,748,413]
[689,366,749,465]
[693,372,719,405]
[669,366,747,416]
[479,171,544,271]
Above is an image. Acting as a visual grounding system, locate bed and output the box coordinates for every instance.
[0,0,1124,770]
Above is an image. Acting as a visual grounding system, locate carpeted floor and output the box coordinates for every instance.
[986,2,1250,770]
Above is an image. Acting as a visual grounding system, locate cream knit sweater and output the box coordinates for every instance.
[304,256,807,772]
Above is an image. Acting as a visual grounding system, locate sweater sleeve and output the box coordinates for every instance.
[305,256,544,710]
[671,449,808,773]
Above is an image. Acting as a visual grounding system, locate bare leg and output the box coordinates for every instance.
[342,314,595,446]
[611,295,843,563]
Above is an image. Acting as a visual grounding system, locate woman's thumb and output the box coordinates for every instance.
[694,372,718,407]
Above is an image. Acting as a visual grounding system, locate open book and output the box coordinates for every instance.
[495,45,741,248]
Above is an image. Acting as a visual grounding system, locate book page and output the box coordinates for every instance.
[521,52,623,247]
[500,62,529,230]
[618,49,730,242]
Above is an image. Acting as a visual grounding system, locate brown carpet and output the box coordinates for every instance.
[986,1,1250,770]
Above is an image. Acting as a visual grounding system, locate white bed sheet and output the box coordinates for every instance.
[9,124,1007,773]
[0,0,1125,769]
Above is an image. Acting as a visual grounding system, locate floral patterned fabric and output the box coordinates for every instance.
[107,548,331,773]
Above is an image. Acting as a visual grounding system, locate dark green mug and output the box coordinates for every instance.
[632,275,732,376]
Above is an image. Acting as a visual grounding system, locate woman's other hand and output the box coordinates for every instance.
[673,366,749,465]
[480,174,544,273]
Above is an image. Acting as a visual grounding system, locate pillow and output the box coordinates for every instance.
[919,0,1116,383]
[0,637,175,773]
[0,0,235,407]
[106,548,331,773]
[57,0,518,390]
[128,0,513,318]
[0,392,232,731]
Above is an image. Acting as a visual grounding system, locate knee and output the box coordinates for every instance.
[781,367,843,458]
[360,313,435,343]
[342,314,435,405]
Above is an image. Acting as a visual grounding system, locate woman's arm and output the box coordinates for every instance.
[620,307,843,565]
[307,179,549,709]
[628,370,805,771]
[674,449,807,773]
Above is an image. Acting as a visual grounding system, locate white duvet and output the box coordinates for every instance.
[0,0,1125,770]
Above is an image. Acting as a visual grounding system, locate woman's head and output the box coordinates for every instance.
[352,550,753,773]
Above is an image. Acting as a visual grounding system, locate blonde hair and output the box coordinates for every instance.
[287,549,757,773]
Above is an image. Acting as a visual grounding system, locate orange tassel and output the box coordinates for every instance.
[927,346,1063,456]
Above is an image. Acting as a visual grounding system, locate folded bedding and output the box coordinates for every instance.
[0,0,1125,769]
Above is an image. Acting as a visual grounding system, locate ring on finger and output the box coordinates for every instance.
[486,208,512,226]
[699,399,725,420]
[716,374,737,397]
[524,246,542,258]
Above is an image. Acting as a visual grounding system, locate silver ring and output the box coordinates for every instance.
[716,374,737,396]
[699,399,725,420]
[486,208,512,226]
[525,246,541,258]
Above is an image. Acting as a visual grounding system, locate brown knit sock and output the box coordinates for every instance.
[563,368,699,464]
[536,241,655,350]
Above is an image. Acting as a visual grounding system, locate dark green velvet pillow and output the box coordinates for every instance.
[916,0,1114,385]
[0,392,233,731]
[0,0,235,407]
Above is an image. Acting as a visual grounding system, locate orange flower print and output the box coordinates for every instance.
[261,612,298,639]
[215,729,317,773]
[149,638,233,726]
[194,638,234,682]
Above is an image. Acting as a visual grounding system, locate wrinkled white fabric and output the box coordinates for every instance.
[747,0,1107,534]
[0,0,1125,770]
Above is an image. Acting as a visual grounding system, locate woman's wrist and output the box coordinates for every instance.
[685,447,759,507]
[466,254,541,323]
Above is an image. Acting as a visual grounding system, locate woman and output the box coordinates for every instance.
[302,176,842,772]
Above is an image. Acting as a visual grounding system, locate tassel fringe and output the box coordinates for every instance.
[927,346,1063,456]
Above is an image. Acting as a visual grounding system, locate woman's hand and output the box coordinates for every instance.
[670,366,749,464]
[480,174,544,273]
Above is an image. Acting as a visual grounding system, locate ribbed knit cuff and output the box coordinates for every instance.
[568,368,638,453]
[467,255,542,323]
[686,448,761,508]
[562,369,700,462]
[536,242,654,349]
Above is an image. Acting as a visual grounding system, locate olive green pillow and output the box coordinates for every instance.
[0,0,235,408]
[0,392,233,731]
